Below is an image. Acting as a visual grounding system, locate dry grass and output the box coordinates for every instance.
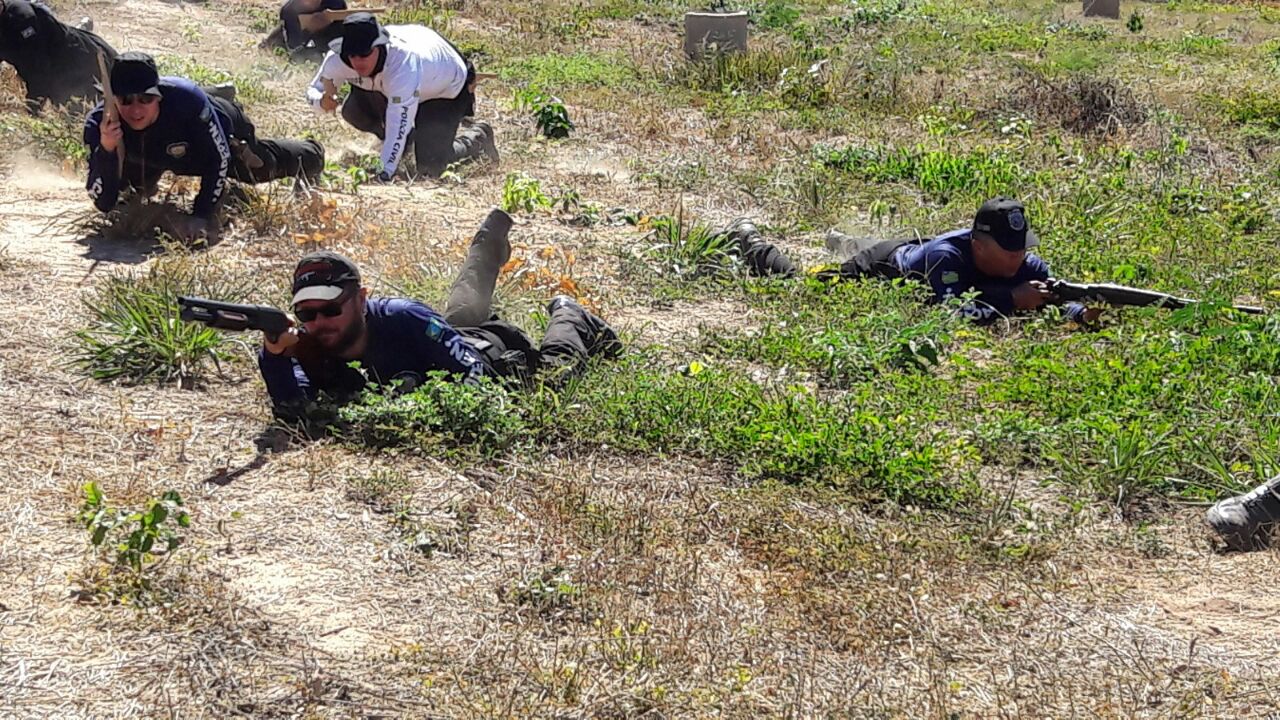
[1013,71,1149,136]
[3,0,1280,717]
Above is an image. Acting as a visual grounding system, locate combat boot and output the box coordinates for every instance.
[456,120,500,164]
[723,218,797,278]
[546,295,622,359]
[1206,474,1280,551]
[444,209,514,327]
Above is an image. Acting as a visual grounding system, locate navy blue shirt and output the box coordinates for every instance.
[892,229,1084,323]
[258,296,485,408]
[83,77,231,218]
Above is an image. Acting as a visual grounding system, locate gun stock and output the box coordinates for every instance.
[96,50,124,176]
[298,7,386,33]
[178,296,293,341]
[1048,279,1265,315]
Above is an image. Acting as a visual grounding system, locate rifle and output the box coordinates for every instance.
[178,296,293,341]
[1047,279,1265,315]
[298,7,386,33]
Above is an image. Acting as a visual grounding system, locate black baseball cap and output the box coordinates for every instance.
[110,52,162,97]
[329,13,390,57]
[973,197,1039,252]
[292,251,362,306]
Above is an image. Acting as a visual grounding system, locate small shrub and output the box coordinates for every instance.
[501,172,554,213]
[78,482,191,605]
[339,372,526,455]
[634,208,737,280]
[70,254,250,386]
[514,87,574,138]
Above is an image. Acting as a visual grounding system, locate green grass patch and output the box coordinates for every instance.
[154,56,274,105]
[499,52,637,88]
[70,254,249,386]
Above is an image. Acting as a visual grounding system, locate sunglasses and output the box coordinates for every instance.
[294,299,350,323]
[119,94,159,106]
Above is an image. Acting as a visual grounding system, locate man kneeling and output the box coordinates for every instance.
[83,52,325,240]
[305,13,496,181]
[259,209,621,421]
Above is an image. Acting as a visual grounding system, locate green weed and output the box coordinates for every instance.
[514,87,574,138]
[817,143,1028,203]
[154,56,273,105]
[501,172,554,213]
[78,482,191,605]
[70,255,249,386]
[635,208,737,280]
[339,372,527,456]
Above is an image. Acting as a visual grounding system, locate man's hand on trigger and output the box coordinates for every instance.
[264,326,301,355]
[99,113,122,154]
[1012,280,1053,310]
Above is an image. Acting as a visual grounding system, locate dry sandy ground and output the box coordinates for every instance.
[0,0,1279,717]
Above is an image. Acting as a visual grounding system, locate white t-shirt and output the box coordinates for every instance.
[306,24,468,174]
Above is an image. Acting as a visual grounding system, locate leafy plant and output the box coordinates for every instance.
[514,87,575,138]
[501,172,554,213]
[339,372,527,455]
[79,483,191,604]
[501,565,582,614]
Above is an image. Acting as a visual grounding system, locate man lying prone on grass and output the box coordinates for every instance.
[258,209,622,421]
[722,196,1101,325]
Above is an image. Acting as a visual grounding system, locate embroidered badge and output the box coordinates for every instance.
[199,105,212,122]
[1008,209,1026,232]
[21,26,36,39]
[166,143,189,158]
[941,271,960,284]
[425,317,445,341]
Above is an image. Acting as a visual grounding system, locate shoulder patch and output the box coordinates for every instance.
[940,270,960,285]
[20,26,36,39]
[425,316,445,341]
[199,105,212,123]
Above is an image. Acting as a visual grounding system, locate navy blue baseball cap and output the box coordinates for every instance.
[110,52,162,97]
[973,197,1039,252]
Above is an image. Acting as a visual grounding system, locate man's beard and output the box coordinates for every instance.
[313,314,365,356]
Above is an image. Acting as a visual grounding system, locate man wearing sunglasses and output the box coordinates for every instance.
[83,52,326,240]
[258,210,622,421]
[305,13,497,182]
[0,0,115,114]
